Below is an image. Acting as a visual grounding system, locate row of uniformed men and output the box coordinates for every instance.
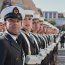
[0,6,59,65]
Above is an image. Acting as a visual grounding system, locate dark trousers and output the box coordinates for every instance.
[41,54,50,65]
[61,43,64,48]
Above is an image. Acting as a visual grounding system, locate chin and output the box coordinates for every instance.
[13,31,19,34]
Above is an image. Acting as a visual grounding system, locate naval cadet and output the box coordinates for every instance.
[32,16,49,65]
[32,16,43,49]
[37,17,46,49]
[0,19,5,36]
[0,6,25,65]
[17,10,41,65]
[18,10,39,55]
[0,19,5,32]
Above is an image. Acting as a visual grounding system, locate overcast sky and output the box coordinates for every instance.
[33,0,65,12]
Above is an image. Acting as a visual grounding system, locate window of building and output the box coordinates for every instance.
[49,12,52,18]
[45,12,48,18]
[53,12,56,18]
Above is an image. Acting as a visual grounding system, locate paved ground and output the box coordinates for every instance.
[56,43,65,65]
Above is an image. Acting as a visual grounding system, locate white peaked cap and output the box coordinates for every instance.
[0,19,4,23]
[33,14,40,19]
[43,21,59,31]
[24,10,35,16]
[39,17,44,21]
[1,6,25,20]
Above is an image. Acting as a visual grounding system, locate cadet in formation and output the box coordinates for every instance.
[0,6,25,65]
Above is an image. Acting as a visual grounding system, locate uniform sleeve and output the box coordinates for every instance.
[0,40,7,65]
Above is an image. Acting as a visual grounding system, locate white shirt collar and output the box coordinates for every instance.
[5,31,17,41]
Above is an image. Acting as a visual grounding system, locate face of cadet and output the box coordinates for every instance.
[6,18,22,35]
[43,25,47,34]
[0,23,4,32]
[32,19,39,32]
[39,23,43,33]
[37,22,40,32]
[22,16,32,32]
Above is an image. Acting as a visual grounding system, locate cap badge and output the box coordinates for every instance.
[13,7,19,14]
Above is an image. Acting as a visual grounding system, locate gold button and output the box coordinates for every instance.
[16,57,21,61]
[16,58,19,61]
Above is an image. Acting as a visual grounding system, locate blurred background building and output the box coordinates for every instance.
[0,0,43,15]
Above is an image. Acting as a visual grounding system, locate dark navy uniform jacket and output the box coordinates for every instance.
[18,30,38,55]
[0,33,24,65]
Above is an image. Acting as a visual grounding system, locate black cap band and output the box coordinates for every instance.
[4,13,22,21]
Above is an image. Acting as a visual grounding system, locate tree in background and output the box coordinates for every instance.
[49,20,56,26]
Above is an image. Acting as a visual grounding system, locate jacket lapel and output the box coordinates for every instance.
[4,33,21,52]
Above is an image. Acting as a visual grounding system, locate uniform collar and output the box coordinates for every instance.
[21,29,30,36]
[5,31,17,41]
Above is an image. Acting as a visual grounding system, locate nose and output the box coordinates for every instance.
[14,19,19,22]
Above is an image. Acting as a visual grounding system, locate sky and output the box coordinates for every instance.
[33,0,65,12]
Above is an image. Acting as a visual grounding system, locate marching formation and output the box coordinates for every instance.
[0,6,59,65]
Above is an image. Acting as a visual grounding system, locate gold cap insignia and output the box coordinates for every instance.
[13,7,19,14]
